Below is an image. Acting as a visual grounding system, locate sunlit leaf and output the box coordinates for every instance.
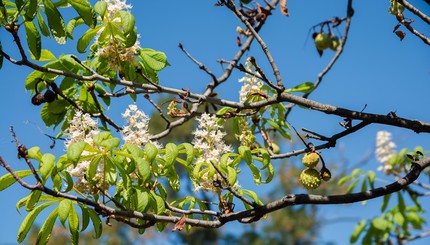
[68,204,79,245]
[24,21,41,60]
[58,199,72,225]
[43,0,67,44]
[285,82,314,93]
[87,208,102,238]
[17,201,57,243]
[0,170,33,191]
[77,25,102,53]
[350,220,366,244]
[68,0,96,28]
[26,190,42,211]
[36,208,58,245]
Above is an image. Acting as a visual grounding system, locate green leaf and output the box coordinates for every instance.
[68,205,79,245]
[346,180,359,194]
[136,158,151,183]
[247,162,261,185]
[180,143,194,165]
[397,191,406,213]
[381,194,391,212]
[94,1,107,18]
[24,0,38,20]
[0,170,33,191]
[145,143,158,163]
[24,21,41,60]
[140,48,169,71]
[43,0,67,44]
[101,137,120,151]
[285,82,314,93]
[227,166,237,186]
[17,201,57,243]
[393,212,405,226]
[150,191,165,214]
[40,153,55,182]
[350,220,367,244]
[27,146,42,161]
[67,141,86,163]
[163,143,178,167]
[367,171,375,189]
[36,207,58,245]
[135,189,149,212]
[242,189,263,206]
[119,10,134,34]
[68,0,96,28]
[31,49,56,61]
[86,155,102,182]
[408,212,424,229]
[26,190,42,211]
[37,11,51,37]
[338,175,353,186]
[371,217,389,231]
[238,145,252,165]
[41,102,67,128]
[87,208,102,238]
[58,199,72,225]
[79,204,90,232]
[77,24,102,53]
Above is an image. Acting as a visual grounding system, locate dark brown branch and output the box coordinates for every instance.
[396,0,430,25]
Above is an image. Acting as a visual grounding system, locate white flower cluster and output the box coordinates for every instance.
[65,111,104,194]
[238,58,264,103]
[104,0,132,18]
[375,130,396,173]
[192,113,233,192]
[95,0,140,70]
[121,104,161,149]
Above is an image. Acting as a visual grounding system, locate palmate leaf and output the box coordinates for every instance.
[17,201,57,243]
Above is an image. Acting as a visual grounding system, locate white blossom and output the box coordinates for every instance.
[192,113,234,192]
[93,0,140,70]
[375,130,396,173]
[121,104,161,149]
[238,58,263,103]
[64,112,105,194]
[104,0,132,18]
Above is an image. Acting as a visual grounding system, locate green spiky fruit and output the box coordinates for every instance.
[330,36,341,51]
[314,32,331,51]
[302,152,319,168]
[300,168,321,190]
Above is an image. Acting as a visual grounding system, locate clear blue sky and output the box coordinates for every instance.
[1,0,430,244]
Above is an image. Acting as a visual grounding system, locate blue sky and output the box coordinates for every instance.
[0,0,430,244]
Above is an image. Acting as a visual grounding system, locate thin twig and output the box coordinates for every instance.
[226,0,285,92]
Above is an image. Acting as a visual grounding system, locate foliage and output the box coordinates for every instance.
[0,0,429,245]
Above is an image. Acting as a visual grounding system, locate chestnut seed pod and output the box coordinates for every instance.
[44,89,56,103]
[31,93,45,106]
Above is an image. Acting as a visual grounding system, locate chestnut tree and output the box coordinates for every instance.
[0,0,429,244]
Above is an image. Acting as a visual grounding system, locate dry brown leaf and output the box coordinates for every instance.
[280,0,289,16]
[172,214,187,232]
